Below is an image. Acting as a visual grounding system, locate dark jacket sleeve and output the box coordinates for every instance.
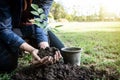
[0,1,25,51]
[34,25,48,43]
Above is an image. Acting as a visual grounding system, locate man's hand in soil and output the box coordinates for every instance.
[20,42,52,65]
[31,50,63,65]
[53,50,63,63]
[38,42,49,49]
[32,56,54,65]
[31,50,53,65]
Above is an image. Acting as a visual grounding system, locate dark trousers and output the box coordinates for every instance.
[48,30,64,51]
[0,40,18,73]
[0,29,64,73]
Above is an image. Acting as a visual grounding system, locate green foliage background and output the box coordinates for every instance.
[50,1,120,22]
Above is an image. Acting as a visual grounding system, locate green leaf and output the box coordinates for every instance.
[55,25,63,28]
[31,4,39,11]
[34,18,42,22]
[31,4,48,30]
[53,28,59,32]
[40,14,46,20]
[35,23,43,28]
[34,21,45,28]
[43,21,48,28]
[38,8,44,14]
[31,11,39,16]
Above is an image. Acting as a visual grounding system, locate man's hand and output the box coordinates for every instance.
[31,49,41,61]
[31,49,53,65]
[20,42,53,65]
[39,42,49,49]
[53,50,63,63]
[31,49,63,65]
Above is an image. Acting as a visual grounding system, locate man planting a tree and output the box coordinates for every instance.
[0,0,64,72]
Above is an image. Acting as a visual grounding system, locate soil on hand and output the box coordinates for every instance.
[38,47,59,58]
[11,47,120,80]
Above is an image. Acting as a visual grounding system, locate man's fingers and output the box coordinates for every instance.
[53,51,63,63]
[32,53,41,61]
[31,49,41,61]
[56,51,61,61]
[48,56,53,64]
[56,52,59,61]
[32,50,62,65]
[32,56,54,65]
[40,46,46,49]
[42,56,53,64]
[54,54,57,63]
[40,56,49,64]
[39,42,49,49]
[31,60,40,65]
[57,51,62,59]
[31,56,49,65]
[54,51,59,63]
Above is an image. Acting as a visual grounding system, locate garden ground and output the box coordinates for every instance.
[0,21,120,80]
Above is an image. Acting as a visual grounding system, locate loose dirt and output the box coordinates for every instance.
[11,47,120,80]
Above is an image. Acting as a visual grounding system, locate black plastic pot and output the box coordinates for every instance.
[61,47,82,66]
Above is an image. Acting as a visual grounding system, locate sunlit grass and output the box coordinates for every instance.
[55,22,120,73]
[50,21,120,32]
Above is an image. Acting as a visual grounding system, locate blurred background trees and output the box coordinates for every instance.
[49,1,120,22]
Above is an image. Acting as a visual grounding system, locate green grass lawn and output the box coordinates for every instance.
[0,22,120,79]
[57,31,120,71]
[55,22,120,73]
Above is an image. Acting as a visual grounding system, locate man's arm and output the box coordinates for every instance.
[34,26,49,48]
[0,17,51,64]
[0,0,25,51]
[0,1,48,63]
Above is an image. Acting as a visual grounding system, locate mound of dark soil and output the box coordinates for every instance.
[11,47,120,80]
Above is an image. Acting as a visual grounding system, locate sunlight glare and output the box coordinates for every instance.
[100,0,120,15]
[55,0,120,16]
